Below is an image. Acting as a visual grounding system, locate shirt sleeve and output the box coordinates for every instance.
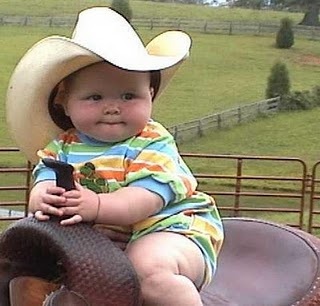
[32,137,67,184]
[129,177,175,206]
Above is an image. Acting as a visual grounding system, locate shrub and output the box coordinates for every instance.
[111,0,133,22]
[266,61,290,99]
[276,18,294,49]
[279,90,314,111]
[311,85,320,107]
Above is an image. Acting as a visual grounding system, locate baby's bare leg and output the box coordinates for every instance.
[125,232,205,306]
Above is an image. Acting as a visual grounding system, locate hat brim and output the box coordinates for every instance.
[6,31,191,164]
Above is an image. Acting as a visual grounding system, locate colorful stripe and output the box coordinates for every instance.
[33,120,224,285]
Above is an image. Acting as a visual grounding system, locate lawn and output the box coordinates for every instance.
[0,0,304,24]
[1,26,320,141]
[179,108,320,165]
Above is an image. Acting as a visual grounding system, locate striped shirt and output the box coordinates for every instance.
[33,120,223,242]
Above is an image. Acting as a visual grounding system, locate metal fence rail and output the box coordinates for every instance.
[181,153,308,230]
[0,148,32,221]
[1,148,319,233]
[309,161,320,233]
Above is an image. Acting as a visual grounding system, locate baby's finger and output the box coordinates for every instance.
[46,186,66,195]
[60,214,82,226]
[63,197,81,207]
[34,210,50,221]
[42,194,66,206]
[60,206,79,216]
[62,190,81,200]
[40,203,63,216]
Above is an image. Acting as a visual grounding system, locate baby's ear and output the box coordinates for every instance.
[53,82,69,114]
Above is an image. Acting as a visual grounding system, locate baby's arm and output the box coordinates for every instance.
[29,180,66,220]
[59,184,163,226]
[96,186,163,225]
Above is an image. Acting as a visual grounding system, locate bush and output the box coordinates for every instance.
[266,61,290,99]
[279,90,314,111]
[276,18,294,49]
[111,0,133,22]
[311,86,320,107]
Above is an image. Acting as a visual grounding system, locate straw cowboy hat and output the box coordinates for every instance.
[6,6,191,164]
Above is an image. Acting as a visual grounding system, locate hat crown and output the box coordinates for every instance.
[71,7,148,70]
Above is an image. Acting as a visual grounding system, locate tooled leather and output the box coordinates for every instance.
[0,217,142,306]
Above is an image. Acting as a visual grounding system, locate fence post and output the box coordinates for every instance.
[237,106,242,123]
[257,23,261,36]
[150,19,153,30]
[229,21,233,35]
[257,102,261,115]
[217,114,222,129]
[49,17,53,27]
[234,158,243,217]
[23,161,32,215]
[24,16,28,26]
[198,119,204,137]
[203,21,207,33]
[173,126,178,140]
[311,27,315,40]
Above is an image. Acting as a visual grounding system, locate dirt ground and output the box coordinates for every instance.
[297,54,320,66]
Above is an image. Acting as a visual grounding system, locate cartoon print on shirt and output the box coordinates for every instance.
[79,162,109,194]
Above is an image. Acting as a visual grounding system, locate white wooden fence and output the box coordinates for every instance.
[0,15,319,39]
[168,97,280,143]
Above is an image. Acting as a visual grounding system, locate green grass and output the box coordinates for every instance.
[1,26,320,142]
[179,109,320,166]
[0,0,304,23]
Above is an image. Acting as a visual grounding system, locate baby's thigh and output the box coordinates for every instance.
[125,232,205,287]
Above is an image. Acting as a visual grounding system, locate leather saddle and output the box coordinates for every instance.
[201,218,320,306]
[0,217,320,306]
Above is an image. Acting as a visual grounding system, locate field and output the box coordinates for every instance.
[0,2,320,229]
[1,27,320,142]
[0,0,305,23]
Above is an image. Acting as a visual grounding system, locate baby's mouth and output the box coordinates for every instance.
[99,121,123,125]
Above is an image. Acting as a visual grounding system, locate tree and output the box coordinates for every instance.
[233,0,319,26]
[298,0,320,26]
[276,18,294,49]
[274,0,320,26]
[111,0,133,22]
[266,61,290,99]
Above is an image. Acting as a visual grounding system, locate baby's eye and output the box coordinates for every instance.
[88,94,102,101]
[121,93,135,101]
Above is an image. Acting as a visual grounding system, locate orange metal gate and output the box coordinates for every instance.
[181,153,308,230]
[1,147,320,233]
[0,148,32,221]
[309,161,320,234]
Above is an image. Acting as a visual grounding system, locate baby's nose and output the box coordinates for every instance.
[103,102,120,115]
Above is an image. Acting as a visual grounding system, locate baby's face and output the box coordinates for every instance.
[62,62,154,142]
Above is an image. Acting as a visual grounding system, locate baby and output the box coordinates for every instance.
[6,7,224,305]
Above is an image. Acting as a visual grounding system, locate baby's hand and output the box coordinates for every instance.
[29,181,67,221]
[59,183,100,226]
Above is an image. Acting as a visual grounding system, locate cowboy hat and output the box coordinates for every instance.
[6,6,191,164]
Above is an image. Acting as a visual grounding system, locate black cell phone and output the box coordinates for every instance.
[42,158,76,191]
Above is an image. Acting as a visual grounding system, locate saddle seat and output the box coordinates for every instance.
[200,218,320,306]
